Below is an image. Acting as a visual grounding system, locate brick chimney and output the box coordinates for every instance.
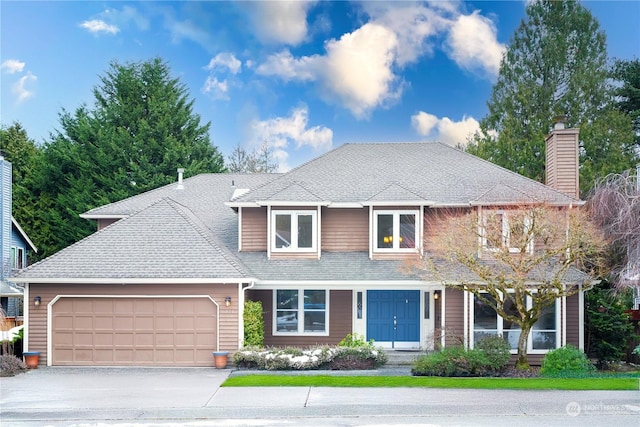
[545,115,580,199]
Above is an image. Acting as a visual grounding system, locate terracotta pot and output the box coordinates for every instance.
[23,351,40,369]
[212,351,228,369]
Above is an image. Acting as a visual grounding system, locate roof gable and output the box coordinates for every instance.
[230,142,580,207]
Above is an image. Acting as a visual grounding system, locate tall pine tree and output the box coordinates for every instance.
[468,0,637,196]
[34,58,225,258]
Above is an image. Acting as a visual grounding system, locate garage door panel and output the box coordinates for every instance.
[115,316,134,329]
[135,316,154,330]
[114,299,134,313]
[95,316,114,329]
[94,300,113,313]
[52,297,218,366]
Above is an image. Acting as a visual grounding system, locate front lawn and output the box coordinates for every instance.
[222,374,639,390]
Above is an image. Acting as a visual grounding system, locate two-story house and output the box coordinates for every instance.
[12,123,595,367]
[1,155,37,324]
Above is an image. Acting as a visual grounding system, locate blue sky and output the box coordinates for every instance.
[1,1,639,171]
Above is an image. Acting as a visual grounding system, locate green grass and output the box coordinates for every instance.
[222,375,639,390]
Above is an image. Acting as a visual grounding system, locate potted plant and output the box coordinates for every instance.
[23,351,40,369]
[212,351,228,369]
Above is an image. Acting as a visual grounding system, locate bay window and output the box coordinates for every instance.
[472,292,557,352]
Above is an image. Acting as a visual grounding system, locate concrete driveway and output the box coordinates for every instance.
[1,367,639,426]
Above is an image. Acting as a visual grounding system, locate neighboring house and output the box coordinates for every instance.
[12,123,595,367]
[1,155,37,320]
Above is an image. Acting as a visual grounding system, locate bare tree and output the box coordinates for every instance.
[226,141,279,173]
[411,204,605,369]
[587,167,640,289]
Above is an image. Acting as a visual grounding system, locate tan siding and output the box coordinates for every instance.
[28,283,240,367]
[248,289,352,347]
[565,293,580,347]
[97,219,120,231]
[241,207,267,251]
[545,128,579,199]
[443,288,465,347]
[423,207,469,253]
[270,252,319,260]
[322,208,369,252]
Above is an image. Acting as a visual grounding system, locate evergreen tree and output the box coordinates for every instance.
[34,58,225,258]
[468,0,637,196]
[0,123,42,259]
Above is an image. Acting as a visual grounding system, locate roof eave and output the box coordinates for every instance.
[10,277,256,285]
[11,217,38,253]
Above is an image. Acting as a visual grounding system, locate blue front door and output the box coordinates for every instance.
[367,290,420,348]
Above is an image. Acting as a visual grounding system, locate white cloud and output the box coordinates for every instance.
[247,1,316,45]
[320,23,401,118]
[362,2,449,66]
[257,23,401,118]
[256,50,318,82]
[202,77,229,100]
[12,71,37,103]
[1,59,25,74]
[106,5,149,31]
[412,111,480,147]
[80,19,120,35]
[445,11,506,77]
[205,53,242,75]
[249,106,333,171]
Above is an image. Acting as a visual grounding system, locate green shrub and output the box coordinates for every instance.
[475,335,511,372]
[243,300,264,347]
[540,345,596,377]
[0,354,27,377]
[412,346,491,377]
[338,333,372,347]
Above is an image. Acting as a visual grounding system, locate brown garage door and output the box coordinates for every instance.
[52,297,217,366]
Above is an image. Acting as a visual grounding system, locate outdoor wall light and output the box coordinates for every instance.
[34,296,42,306]
[433,291,441,301]
[225,296,232,307]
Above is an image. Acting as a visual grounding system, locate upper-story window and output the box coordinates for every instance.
[10,247,24,269]
[482,210,533,254]
[374,210,419,252]
[271,210,317,252]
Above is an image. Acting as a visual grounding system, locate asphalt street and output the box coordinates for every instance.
[1,367,639,426]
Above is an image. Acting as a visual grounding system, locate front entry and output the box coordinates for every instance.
[367,290,420,349]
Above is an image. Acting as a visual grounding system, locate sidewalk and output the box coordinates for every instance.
[1,366,639,426]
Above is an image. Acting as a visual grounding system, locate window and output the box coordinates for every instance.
[10,247,24,269]
[271,210,317,252]
[275,289,327,335]
[472,293,557,353]
[374,210,418,251]
[482,210,533,254]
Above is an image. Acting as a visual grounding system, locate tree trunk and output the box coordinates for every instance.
[516,324,533,370]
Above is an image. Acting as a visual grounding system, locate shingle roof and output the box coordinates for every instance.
[237,252,593,286]
[14,198,250,281]
[83,173,278,251]
[231,143,580,206]
[13,143,591,285]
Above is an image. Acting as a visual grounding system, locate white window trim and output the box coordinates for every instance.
[273,289,329,336]
[270,210,318,253]
[10,246,24,269]
[470,291,559,354]
[481,210,533,254]
[373,210,420,252]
